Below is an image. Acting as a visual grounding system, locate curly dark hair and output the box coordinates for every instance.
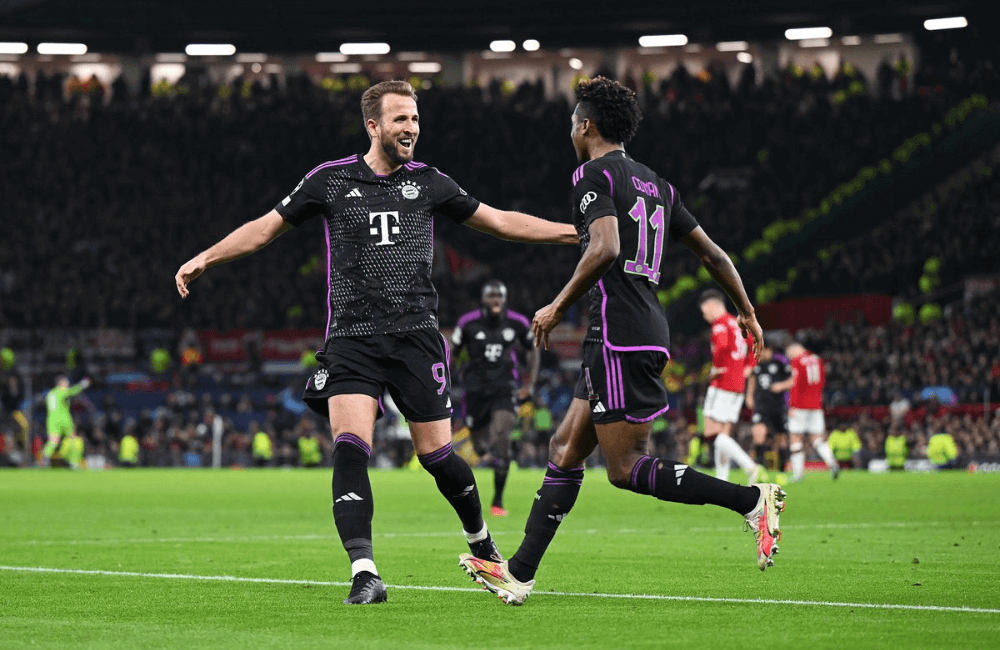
[574,76,642,145]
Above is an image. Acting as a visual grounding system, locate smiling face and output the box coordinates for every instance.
[370,93,419,167]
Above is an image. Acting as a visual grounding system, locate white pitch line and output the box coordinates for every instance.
[5,520,994,547]
[2,565,998,615]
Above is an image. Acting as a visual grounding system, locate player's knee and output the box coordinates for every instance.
[605,457,637,490]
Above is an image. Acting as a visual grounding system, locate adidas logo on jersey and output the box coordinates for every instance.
[475,331,487,340]
[345,188,363,198]
[592,401,607,413]
[335,492,364,503]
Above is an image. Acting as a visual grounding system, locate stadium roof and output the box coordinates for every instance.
[0,0,984,55]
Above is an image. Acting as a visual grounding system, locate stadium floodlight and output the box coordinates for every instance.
[638,34,688,47]
[874,33,903,44]
[841,36,862,45]
[784,27,832,40]
[523,39,540,52]
[408,61,441,74]
[569,57,583,70]
[736,52,753,64]
[37,42,88,55]
[799,38,830,48]
[924,16,967,31]
[489,40,516,53]
[716,41,748,52]
[339,42,390,55]
[185,44,236,56]
[0,42,29,54]
[316,52,348,62]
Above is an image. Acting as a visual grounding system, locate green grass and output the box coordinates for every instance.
[2,467,999,649]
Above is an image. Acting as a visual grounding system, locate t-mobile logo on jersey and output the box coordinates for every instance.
[369,211,401,246]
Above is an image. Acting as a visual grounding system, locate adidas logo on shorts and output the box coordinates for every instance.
[592,401,607,413]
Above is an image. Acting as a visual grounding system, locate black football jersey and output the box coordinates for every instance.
[571,150,699,352]
[751,354,792,413]
[451,308,533,394]
[275,155,480,338]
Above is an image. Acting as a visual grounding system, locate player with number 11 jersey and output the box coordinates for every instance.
[573,150,698,355]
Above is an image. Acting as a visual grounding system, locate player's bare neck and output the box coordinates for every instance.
[364,149,402,176]
[587,141,624,162]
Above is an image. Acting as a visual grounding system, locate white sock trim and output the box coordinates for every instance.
[351,559,378,577]
[464,523,488,543]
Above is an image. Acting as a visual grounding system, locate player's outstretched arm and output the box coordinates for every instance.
[681,226,763,358]
[175,211,292,298]
[532,215,619,348]
[464,204,578,245]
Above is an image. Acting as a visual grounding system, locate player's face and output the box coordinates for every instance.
[484,290,505,315]
[376,94,419,166]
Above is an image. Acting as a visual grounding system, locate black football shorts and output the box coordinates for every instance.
[303,329,453,423]
[573,342,669,424]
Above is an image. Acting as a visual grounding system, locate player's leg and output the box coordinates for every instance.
[461,397,596,603]
[809,410,838,478]
[706,387,759,483]
[788,409,807,482]
[486,407,515,514]
[751,417,770,467]
[390,331,500,564]
[42,419,68,460]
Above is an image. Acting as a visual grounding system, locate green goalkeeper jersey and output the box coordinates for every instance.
[46,383,85,424]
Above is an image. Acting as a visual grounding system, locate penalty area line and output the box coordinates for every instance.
[1,565,998,615]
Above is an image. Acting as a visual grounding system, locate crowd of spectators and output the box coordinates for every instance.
[2,42,994,334]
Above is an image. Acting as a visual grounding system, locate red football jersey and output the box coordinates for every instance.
[709,313,749,392]
[789,351,825,409]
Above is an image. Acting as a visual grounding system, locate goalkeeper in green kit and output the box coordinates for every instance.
[43,376,90,467]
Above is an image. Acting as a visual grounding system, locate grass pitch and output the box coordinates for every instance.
[2,467,999,649]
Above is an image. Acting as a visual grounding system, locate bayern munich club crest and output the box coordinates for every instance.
[312,368,328,390]
[401,182,420,199]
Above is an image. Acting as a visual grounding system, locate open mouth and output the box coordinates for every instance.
[399,138,413,149]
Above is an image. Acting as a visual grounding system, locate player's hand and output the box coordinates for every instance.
[81,378,91,389]
[737,311,764,360]
[516,386,532,402]
[175,256,207,298]
[531,303,564,350]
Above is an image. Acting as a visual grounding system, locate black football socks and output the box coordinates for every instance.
[628,455,760,515]
[508,463,585,583]
[418,442,486,536]
[332,433,376,573]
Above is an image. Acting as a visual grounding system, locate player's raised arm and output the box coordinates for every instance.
[681,226,763,358]
[531,214,619,348]
[175,210,292,298]
[464,203,578,245]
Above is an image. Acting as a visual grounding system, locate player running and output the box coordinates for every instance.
[745,337,792,474]
[42,375,90,468]
[698,289,763,483]
[451,280,538,516]
[459,77,785,605]
[773,342,838,481]
[175,80,578,605]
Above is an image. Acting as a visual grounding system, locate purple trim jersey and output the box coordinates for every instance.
[276,155,480,338]
[571,150,699,352]
[451,308,533,394]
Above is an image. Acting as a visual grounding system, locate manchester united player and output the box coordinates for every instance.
[459,77,785,606]
[772,342,838,481]
[698,289,763,483]
[175,80,578,605]
[452,280,538,516]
